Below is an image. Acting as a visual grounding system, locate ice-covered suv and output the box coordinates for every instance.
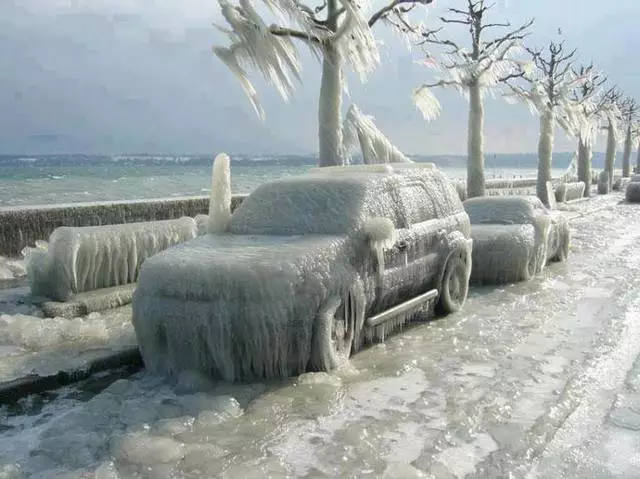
[132,163,473,381]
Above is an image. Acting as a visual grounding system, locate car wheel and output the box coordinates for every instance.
[553,231,570,262]
[310,295,355,372]
[437,254,469,314]
[332,300,354,362]
[524,253,537,280]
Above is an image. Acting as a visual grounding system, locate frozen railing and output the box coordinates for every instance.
[24,217,199,302]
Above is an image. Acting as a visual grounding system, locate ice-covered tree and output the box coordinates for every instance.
[342,104,413,164]
[601,88,623,189]
[213,0,434,167]
[620,98,639,177]
[571,65,608,197]
[412,1,533,198]
[505,41,587,207]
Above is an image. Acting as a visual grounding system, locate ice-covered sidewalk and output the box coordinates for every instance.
[1,191,638,478]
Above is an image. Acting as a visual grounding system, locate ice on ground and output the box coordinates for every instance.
[0,308,136,381]
[3,191,640,478]
[25,217,198,301]
[0,257,26,281]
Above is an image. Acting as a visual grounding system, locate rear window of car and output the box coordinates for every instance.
[397,174,463,225]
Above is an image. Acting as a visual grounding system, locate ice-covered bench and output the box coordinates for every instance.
[555,182,586,203]
[25,217,198,302]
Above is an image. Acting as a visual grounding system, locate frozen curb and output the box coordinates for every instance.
[0,347,143,405]
[38,284,137,318]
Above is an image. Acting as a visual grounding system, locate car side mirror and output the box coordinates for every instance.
[361,217,397,276]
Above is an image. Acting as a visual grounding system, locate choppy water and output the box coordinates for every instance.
[0,155,567,207]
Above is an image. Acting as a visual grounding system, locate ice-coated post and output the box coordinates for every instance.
[208,153,232,234]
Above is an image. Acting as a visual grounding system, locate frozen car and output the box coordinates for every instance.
[463,196,570,285]
[132,164,473,381]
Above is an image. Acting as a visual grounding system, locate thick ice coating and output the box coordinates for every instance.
[132,166,471,381]
[25,217,198,301]
[555,181,586,203]
[208,153,232,234]
[464,196,569,285]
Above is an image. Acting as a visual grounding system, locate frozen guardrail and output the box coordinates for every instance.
[0,195,248,258]
[25,217,199,302]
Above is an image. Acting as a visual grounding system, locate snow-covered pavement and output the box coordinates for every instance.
[1,192,640,478]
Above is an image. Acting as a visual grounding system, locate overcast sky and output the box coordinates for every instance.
[1,0,639,156]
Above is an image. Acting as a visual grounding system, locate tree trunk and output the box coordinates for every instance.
[636,140,640,174]
[467,82,485,198]
[537,109,554,207]
[577,135,592,197]
[317,46,343,167]
[622,124,632,177]
[604,121,616,190]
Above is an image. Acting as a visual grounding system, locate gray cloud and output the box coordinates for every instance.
[1,0,638,155]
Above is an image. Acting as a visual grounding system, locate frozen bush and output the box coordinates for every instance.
[26,217,198,301]
[597,171,610,195]
[625,182,640,203]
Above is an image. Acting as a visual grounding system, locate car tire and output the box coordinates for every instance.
[437,254,469,314]
[553,231,570,262]
[524,253,537,280]
[310,296,355,372]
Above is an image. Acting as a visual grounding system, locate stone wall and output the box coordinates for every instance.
[0,195,248,258]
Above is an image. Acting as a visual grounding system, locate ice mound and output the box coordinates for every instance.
[0,311,133,351]
[555,182,586,203]
[0,257,26,281]
[22,374,249,475]
[25,217,198,301]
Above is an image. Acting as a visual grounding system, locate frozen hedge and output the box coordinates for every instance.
[25,217,198,301]
[613,177,630,191]
[555,182,586,203]
[625,182,640,203]
[597,171,610,195]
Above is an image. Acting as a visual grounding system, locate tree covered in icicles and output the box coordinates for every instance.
[601,88,623,189]
[213,0,434,167]
[620,98,639,177]
[505,41,588,207]
[412,0,533,198]
[342,104,413,164]
[570,65,611,197]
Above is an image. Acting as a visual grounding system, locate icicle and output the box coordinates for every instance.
[413,86,442,121]
[208,153,232,234]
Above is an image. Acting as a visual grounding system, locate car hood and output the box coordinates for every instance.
[133,233,368,380]
[136,233,356,300]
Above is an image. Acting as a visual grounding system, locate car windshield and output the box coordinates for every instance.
[228,177,373,235]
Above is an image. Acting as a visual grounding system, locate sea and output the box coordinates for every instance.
[0,153,578,207]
